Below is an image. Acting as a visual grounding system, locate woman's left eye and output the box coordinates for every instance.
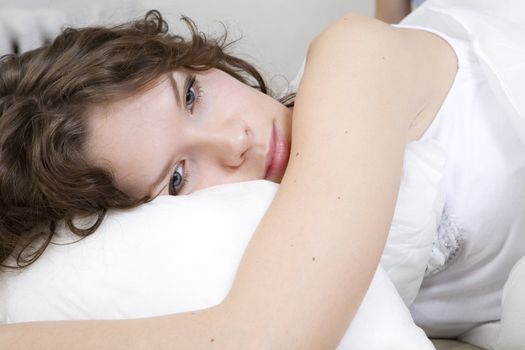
[169,161,188,196]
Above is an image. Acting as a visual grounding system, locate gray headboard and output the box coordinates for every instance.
[0,0,373,92]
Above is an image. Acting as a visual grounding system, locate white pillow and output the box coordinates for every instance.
[0,139,446,349]
[381,140,447,305]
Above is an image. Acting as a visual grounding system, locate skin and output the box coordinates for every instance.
[86,69,293,198]
[0,13,458,349]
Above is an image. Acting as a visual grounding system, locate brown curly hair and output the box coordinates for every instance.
[0,9,294,269]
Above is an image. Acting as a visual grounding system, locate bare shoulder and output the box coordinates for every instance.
[311,13,400,53]
[314,12,394,39]
[306,12,457,130]
[313,12,455,63]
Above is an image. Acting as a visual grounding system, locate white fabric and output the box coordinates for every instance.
[461,257,525,349]
[405,0,525,146]
[339,266,433,350]
[397,0,525,339]
[0,140,447,349]
[381,141,446,305]
[494,256,525,350]
[460,322,500,350]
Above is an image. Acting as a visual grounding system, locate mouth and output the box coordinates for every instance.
[264,122,290,182]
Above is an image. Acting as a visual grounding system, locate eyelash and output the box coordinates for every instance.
[185,75,203,113]
[169,161,191,196]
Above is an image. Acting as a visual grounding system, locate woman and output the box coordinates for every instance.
[1,0,524,348]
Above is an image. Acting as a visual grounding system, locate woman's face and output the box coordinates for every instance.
[86,68,292,199]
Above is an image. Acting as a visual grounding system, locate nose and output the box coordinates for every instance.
[192,121,251,168]
[217,127,250,167]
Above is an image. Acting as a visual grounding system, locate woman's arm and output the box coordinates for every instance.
[221,14,430,348]
[1,14,438,349]
[375,0,412,23]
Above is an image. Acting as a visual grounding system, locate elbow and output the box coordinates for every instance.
[215,300,342,350]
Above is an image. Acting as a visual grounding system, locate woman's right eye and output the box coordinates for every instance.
[183,75,202,113]
[169,162,187,196]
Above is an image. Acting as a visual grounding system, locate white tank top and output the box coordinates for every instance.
[398,0,525,337]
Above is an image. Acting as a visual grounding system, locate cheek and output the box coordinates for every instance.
[232,88,271,116]
[205,73,279,124]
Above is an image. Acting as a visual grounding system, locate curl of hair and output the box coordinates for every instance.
[0,9,294,269]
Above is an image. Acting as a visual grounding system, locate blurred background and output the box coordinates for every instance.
[0,0,375,93]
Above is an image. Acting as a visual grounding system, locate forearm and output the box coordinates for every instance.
[0,307,243,350]
[1,318,148,350]
[221,16,415,349]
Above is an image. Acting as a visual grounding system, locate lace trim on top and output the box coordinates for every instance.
[425,204,464,277]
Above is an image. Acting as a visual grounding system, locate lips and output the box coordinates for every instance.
[264,122,290,182]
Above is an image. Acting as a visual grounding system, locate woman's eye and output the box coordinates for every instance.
[184,76,200,112]
[169,162,187,196]
[185,87,196,108]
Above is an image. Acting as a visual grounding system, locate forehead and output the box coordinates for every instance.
[84,75,178,198]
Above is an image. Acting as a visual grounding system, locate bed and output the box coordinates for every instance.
[0,1,510,349]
